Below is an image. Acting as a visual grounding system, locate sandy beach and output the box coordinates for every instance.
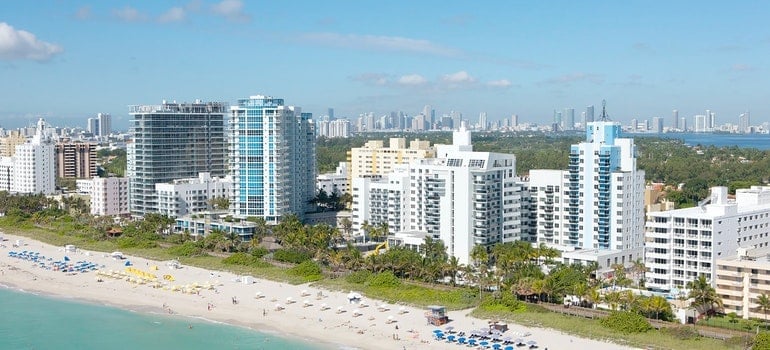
[0,233,634,350]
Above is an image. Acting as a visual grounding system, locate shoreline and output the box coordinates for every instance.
[0,233,635,350]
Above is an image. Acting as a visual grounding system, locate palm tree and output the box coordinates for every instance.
[631,259,647,287]
[584,287,601,309]
[339,217,353,241]
[445,256,462,286]
[604,291,622,311]
[644,295,671,320]
[757,293,770,329]
[687,275,723,319]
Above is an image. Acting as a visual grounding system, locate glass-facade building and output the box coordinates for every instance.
[127,101,227,217]
[229,95,316,224]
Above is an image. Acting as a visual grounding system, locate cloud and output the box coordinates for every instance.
[486,79,512,88]
[350,73,389,86]
[211,0,250,22]
[298,32,463,57]
[731,63,756,72]
[74,6,91,20]
[0,22,63,61]
[159,7,186,23]
[540,73,603,85]
[441,71,476,84]
[397,74,427,86]
[113,6,148,22]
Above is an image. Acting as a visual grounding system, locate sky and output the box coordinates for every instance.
[1,1,769,131]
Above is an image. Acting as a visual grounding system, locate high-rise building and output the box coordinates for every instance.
[672,109,679,130]
[739,112,751,133]
[680,117,687,131]
[646,186,770,292]
[511,114,519,127]
[478,112,487,131]
[228,95,316,224]
[652,117,664,133]
[0,131,26,157]
[694,115,708,132]
[127,100,227,217]
[586,105,595,124]
[352,124,529,265]
[11,118,56,195]
[327,108,334,120]
[55,142,97,178]
[563,108,575,131]
[97,113,111,137]
[530,120,645,270]
[87,117,99,136]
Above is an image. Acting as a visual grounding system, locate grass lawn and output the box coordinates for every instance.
[316,277,479,310]
[471,306,747,350]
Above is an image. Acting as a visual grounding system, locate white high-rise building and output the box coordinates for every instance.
[91,177,129,216]
[694,115,708,132]
[317,162,350,196]
[672,110,679,129]
[11,118,55,195]
[352,123,530,265]
[478,112,488,131]
[563,108,575,131]
[530,120,645,270]
[739,112,751,134]
[645,186,770,291]
[98,113,111,138]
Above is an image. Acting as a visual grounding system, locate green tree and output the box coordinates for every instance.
[687,275,723,319]
[758,293,770,329]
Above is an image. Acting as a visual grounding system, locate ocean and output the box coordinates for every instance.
[629,132,770,150]
[0,286,324,350]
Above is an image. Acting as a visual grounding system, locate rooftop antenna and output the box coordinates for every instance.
[600,99,610,121]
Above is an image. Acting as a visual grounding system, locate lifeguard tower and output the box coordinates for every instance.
[425,305,449,326]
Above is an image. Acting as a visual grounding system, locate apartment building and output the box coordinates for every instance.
[716,247,770,320]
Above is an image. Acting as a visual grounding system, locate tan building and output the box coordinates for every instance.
[347,138,435,183]
[0,131,27,157]
[55,142,97,178]
[716,247,770,320]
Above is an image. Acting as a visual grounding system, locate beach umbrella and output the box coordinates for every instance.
[468,339,477,346]
[447,335,456,342]
[458,337,467,344]
[504,347,514,350]
[479,341,489,347]
[492,343,502,350]
[433,329,443,334]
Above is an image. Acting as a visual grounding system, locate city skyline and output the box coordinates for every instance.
[1,1,769,129]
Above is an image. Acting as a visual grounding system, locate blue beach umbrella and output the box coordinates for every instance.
[504,347,514,350]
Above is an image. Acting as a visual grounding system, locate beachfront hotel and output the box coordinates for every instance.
[54,142,97,179]
[528,120,646,270]
[715,246,770,320]
[352,123,529,265]
[90,176,129,216]
[645,186,770,292]
[347,137,436,185]
[154,172,231,218]
[0,118,57,195]
[228,95,316,224]
[127,100,228,218]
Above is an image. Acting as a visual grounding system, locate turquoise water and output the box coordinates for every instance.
[0,287,324,350]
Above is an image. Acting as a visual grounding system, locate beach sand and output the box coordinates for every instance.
[0,234,635,350]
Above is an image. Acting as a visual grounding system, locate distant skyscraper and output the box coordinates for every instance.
[680,117,687,131]
[672,110,679,129]
[97,113,111,137]
[652,117,664,133]
[563,108,575,131]
[511,114,519,127]
[328,108,334,120]
[630,118,638,131]
[478,112,487,130]
[694,115,707,132]
[739,112,751,133]
[127,100,227,217]
[586,105,595,124]
[87,117,99,136]
[228,95,316,224]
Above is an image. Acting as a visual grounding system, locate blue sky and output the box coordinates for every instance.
[1,1,768,130]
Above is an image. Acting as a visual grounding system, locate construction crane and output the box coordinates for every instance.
[374,240,389,255]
